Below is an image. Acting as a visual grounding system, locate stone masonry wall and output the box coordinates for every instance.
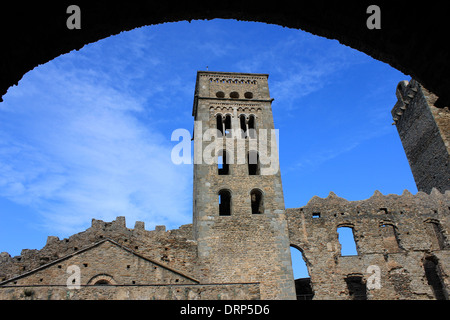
[287,189,450,300]
[0,217,198,283]
[192,71,296,300]
[392,80,450,194]
[0,283,260,300]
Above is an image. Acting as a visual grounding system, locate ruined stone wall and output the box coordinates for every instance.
[0,217,262,300]
[0,217,198,283]
[392,80,450,194]
[287,189,450,300]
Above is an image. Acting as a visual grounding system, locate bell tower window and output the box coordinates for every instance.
[250,189,264,214]
[248,115,256,139]
[224,114,232,137]
[218,189,232,216]
[248,150,260,175]
[216,114,224,136]
[218,150,230,175]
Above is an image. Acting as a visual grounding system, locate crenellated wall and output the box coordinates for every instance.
[286,189,450,300]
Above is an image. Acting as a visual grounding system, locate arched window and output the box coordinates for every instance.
[216,114,224,136]
[239,114,247,138]
[250,189,264,214]
[248,151,260,175]
[224,114,232,137]
[218,149,230,175]
[88,274,116,285]
[218,189,231,216]
[248,115,256,138]
[337,226,358,256]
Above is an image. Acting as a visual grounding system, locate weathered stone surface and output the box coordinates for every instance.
[392,79,450,194]
[0,73,448,300]
[287,189,450,300]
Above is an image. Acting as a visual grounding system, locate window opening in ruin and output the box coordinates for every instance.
[290,245,314,300]
[312,212,321,218]
[426,220,449,250]
[224,114,232,137]
[218,150,230,175]
[216,114,224,136]
[248,150,260,175]
[218,189,231,216]
[239,114,247,138]
[423,256,448,300]
[380,223,402,252]
[250,189,264,214]
[337,226,358,256]
[345,275,367,300]
[94,279,111,285]
[248,115,256,139]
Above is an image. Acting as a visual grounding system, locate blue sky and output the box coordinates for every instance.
[0,19,416,277]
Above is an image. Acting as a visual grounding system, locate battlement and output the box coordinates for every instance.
[293,188,450,219]
[392,79,418,124]
[0,217,196,283]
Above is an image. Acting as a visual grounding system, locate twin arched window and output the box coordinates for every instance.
[217,113,256,138]
[216,114,232,137]
[216,149,260,176]
[218,189,264,216]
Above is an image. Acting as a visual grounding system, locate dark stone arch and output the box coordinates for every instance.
[1,2,450,108]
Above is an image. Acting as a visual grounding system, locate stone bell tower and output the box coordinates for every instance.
[192,71,296,300]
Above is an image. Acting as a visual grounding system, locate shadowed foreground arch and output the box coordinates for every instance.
[1,2,450,108]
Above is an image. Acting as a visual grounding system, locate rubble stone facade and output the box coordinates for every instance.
[0,72,448,300]
[287,189,450,300]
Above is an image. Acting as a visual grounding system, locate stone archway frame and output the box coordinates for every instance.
[87,274,117,286]
[1,2,450,108]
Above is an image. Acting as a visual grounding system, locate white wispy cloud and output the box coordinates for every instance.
[0,45,192,236]
[234,33,366,109]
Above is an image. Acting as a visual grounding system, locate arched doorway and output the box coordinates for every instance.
[290,245,314,300]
